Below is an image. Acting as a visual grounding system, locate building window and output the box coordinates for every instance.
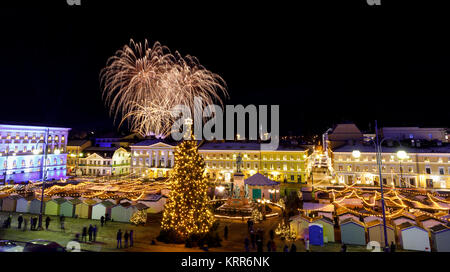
[409,178,416,187]
[425,167,431,174]
[439,167,444,175]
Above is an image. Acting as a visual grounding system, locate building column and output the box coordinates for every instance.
[149,150,153,168]
[170,152,174,168]
[155,151,160,168]
[164,150,169,168]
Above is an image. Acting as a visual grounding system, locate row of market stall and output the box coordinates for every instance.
[0,194,166,223]
[289,209,450,252]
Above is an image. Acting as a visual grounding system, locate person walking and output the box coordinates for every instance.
[104,213,109,225]
[23,218,28,232]
[7,214,12,228]
[60,219,65,232]
[116,229,122,249]
[100,216,105,227]
[88,225,93,242]
[18,215,23,229]
[256,236,263,252]
[250,230,256,249]
[390,241,396,253]
[31,217,36,230]
[341,244,347,252]
[244,237,250,252]
[267,240,272,252]
[82,226,87,242]
[305,237,310,252]
[283,244,289,252]
[129,229,134,247]
[124,230,129,248]
[45,216,51,230]
[271,240,276,252]
[93,225,98,242]
[224,225,228,241]
[290,243,297,252]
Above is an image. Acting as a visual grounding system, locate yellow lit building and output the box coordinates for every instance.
[130,140,309,183]
[332,143,450,189]
[66,140,91,175]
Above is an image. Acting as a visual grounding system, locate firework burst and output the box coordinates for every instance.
[100,39,227,137]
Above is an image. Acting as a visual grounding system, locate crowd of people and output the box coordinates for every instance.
[116,229,134,249]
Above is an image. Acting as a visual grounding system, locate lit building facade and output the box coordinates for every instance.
[0,124,70,183]
[332,144,450,189]
[130,140,309,183]
[67,140,91,175]
[78,147,130,176]
[130,139,176,178]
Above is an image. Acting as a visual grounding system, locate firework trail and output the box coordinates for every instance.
[100,39,227,137]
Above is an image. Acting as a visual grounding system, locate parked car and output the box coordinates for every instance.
[0,240,24,252]
[23,240,66,252]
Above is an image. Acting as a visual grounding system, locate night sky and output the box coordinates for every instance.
[1,1,449,137]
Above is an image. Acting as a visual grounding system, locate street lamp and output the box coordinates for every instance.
[396,150,408,188]
[37,128,50,230]
[352,150,362,185]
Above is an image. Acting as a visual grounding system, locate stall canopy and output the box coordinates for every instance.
[398,222,431,252]
[60,199,81,217]
[29,199,44,214]
[340,218,366,245]
[416,215,444,230]
[303,202,334,212]
[111,202,138,222]
[138,194,166,214]
[45,198,67,216]
[1,195,19,212]
[313,216,335,243]
[75,199,96,219]
[366,220,395,248]
[289,214,312,239]
[92,201,115,220]
[15,196,33,213]
[430,224,450,252]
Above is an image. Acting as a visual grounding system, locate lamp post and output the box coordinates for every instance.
[374,120,389,251]
[37,128,50,230]
[352,121,390,250]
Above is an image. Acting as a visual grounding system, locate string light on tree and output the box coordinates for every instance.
[160,131,214,240]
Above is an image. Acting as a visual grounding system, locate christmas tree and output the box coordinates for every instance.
[160,139,214,240]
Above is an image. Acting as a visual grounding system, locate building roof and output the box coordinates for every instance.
[134,203,149,210]
[244,173,279,186]
[366,220,393,229]
[140,194,163,202]
[83,146,122,159]
[313,216,334,225]
[430,224,450,233]
[67,140,90,147]
[0,122,71,131]
[340,218,365,227]
[132,139,178,147]
[398,222,422,231]
[289,214,312,222]
[333,142,450,153]
[199,141,306,151]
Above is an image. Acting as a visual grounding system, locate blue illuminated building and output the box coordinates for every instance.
[0,124,71,184]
